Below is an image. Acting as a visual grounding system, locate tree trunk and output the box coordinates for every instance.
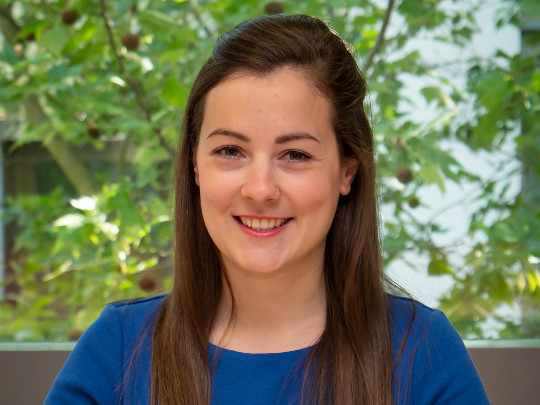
[0,5,97,196]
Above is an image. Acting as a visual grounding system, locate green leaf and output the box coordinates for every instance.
[161,75,188,106]
[475,69,507,111]
[105,185,144,229]
[382,235,408,253]
[473,113,499,148]
[532,71,540,93]
[490,274,511,301]
[522,0,540,17]
[421,86,441,103]
[38,26,70,55]
[428,258,454,275]
[64,19,97,52]
[134,145,169,171]
[113,117,153,131]
[139,9,181,34]
[419,164,445,192]
[526,270,539,292]
[0,41,18,65]
[420,86,452,108]
[48,63,83,80]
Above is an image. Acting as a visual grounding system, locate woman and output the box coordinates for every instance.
[46,14,489,404]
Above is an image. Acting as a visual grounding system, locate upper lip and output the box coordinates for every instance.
[235,215,290,219]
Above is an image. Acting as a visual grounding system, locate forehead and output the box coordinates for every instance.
[200,69,334,138]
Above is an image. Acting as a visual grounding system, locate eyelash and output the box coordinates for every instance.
[211,146,313,164]
[283,150,313,163]
[212,146,243,160]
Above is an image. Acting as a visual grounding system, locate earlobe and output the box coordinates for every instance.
[340,161,357,196]
[193,159,200,186]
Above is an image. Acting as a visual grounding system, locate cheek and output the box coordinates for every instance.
[287,170,341,213]
[198,180,228,242]
[197,170,243,257]
[200,182,222,205]
[198,169,238,215]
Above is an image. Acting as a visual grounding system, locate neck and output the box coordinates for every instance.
[210,262,327,353]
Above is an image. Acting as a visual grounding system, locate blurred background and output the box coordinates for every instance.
[0,0,538,342]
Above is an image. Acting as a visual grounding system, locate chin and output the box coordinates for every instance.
[231,256,288,276]
[240,263,284,276]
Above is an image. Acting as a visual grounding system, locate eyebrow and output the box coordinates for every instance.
[207,128,250,142]
[206,128,320,144]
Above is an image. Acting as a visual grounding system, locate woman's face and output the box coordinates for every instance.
[194,69,356,277]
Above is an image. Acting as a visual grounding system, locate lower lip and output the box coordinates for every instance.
[236,218,291,238]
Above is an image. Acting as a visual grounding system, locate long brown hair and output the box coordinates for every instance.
[152,14,394,404]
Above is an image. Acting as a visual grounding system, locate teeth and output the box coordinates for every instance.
[238,217,288,231]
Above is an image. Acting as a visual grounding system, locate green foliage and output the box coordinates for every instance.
[0,0,538,340]
[1,184,171,341]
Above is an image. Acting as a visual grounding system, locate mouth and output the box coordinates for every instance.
[236,216,292,232]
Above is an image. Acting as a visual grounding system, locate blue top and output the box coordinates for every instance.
[45,295,490,404]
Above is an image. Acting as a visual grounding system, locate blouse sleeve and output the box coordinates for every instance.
[411,309,490,404]
[44,304,123,405]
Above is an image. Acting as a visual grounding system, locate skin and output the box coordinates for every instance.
[194,69,357,353]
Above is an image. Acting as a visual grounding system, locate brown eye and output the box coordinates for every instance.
[284,150,312,162]
[213,146,243,159]
[223,147,238,156]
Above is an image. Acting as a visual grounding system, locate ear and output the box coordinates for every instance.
[193,156,200,186]
[340,159,357,196]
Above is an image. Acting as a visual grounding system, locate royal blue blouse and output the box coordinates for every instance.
[45,294,490,404]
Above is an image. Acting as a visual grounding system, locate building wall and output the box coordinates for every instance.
[0,345,538,405]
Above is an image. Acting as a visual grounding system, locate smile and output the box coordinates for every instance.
[237,216,290,231]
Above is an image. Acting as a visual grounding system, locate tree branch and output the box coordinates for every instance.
[363,0,395,73]
[21,95,98,195]
[125,77,176,157]
[98,0,175,158]
[189,2,213,38]
[99,0,125,73]
[405,155,519,242]
[0,4,18,44]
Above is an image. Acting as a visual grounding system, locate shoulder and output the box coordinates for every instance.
[386,294,466,364]
[93,294,166,346]
[387,294,440,322]
[66,293,166,355]
[387,295,490,404]
[107,294,167,326]
[387,294,453,342]
[109,293,167,310]
[45,295,167,404]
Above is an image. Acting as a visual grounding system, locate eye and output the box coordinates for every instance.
[213,146,244,159]
[283,150,312,163]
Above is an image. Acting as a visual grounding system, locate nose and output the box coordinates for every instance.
[240,159,280,202]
